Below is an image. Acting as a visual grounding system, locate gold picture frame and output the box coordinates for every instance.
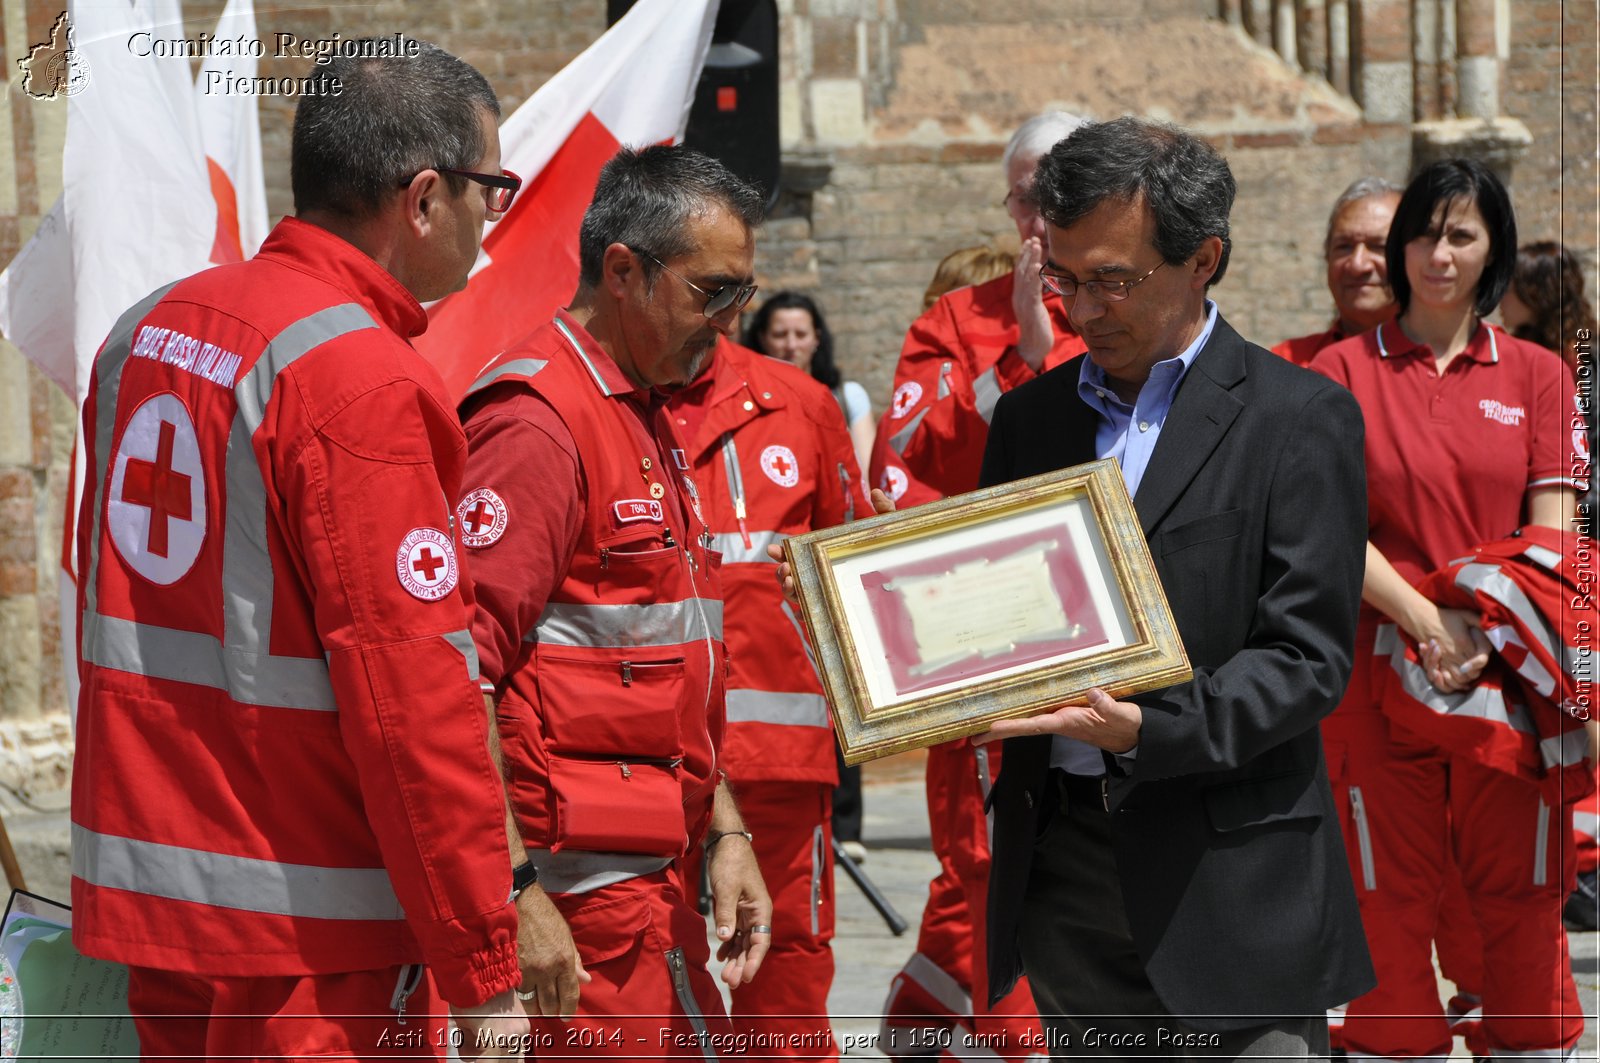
[783,459,1191,764]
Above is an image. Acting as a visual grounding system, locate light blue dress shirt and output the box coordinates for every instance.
[1050,300,1218,775]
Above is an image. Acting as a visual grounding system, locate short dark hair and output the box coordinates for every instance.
[742,291,839,390]
[577,146,765,290]
[1385,157,1516,317]
[291,42,500,218]
[1032,116,1236,287]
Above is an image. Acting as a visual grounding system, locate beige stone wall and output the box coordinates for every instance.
[1,0,1594,770]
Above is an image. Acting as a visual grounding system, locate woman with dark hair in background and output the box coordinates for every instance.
[743,291,872,862]
[1312,159,1585,1060]
[744,292,874,478]
[1499,241,1598,365]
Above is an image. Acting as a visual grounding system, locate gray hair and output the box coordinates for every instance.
[291,41,500,218]
[577,145,764,289]
[1002,111,1089,175]
[1323,175,1403,255]
[1033,116,1237,288]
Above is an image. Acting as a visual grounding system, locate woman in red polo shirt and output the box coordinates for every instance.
[1311,158,1583,1061]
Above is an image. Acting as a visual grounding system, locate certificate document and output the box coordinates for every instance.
[861,526,1108,697]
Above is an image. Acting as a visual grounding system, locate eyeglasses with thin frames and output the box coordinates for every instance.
[640,250,758,320]
[1038,259,1166,302]
[399,167,522,217]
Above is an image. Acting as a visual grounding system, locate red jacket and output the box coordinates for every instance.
[881,272,1087,498]
[1375,525,1596,802]
[667,339,870,784]
[461,313,725,889]
[1271,323,1347,368]
[867,407,941,510]
[72,218,518,1006]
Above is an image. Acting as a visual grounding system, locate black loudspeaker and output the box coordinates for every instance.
[607,0,781,211]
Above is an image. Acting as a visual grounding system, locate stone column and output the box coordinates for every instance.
[1454,0,1499,119]
[1354,0,1414,124]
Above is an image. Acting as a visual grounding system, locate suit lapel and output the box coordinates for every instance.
[1133,318,1248,536]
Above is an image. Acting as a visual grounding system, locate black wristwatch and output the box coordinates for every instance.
[510,860,538,900]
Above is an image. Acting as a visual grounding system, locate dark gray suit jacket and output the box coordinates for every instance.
[982,315,1376,1028]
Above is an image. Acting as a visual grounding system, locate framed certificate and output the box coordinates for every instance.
[783,459,1191,764]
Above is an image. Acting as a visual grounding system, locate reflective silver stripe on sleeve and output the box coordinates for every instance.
[888,407,928,457]
[73,824,403,921]
[531,598,723,649]
[1453,563,1558,662]
[1575,810,1600,842]
[82,613,337,710]
[80,283,185,652]
[973,366,1002,424]
[463,357,549,400]
[1382,627,1531,732]
[936,361,953,400]
[708,530,781,564]
[1540,730,1589,770]
[522,848,671,895]
[725,689,829,728]
[441,628,481,683]
[215,304,379,708]
[1520,542,1562,571]
[1455,563,1587,681]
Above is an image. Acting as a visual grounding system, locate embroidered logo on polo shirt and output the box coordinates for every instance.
[1478,399,1525,426]
[891,381,922,419]
[457,487,509,548]
[397,527,458,601]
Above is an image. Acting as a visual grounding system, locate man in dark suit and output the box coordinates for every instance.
[974,117,1375,1057]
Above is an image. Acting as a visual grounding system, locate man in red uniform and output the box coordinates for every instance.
[665,334,871,1059]
[1271,176,1402,366]
[72,45,528,1058]
[459,146,772,1055]
[877,112,1088,1059]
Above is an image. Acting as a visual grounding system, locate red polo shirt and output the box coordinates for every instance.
[1311,321,1581,603]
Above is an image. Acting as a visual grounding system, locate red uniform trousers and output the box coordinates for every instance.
[1326,631,1583,1060]
[530,870,732,1059]
[128,963,441,1061]
[882,740,1044,1061]
[713,781,837,1060]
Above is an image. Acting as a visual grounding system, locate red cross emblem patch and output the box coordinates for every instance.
[760,444,800,488]
[457,487,509,549]
[890,381,923,419]
[108,393,207,585]
[882,465,910,502]
[397,527,458,601]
